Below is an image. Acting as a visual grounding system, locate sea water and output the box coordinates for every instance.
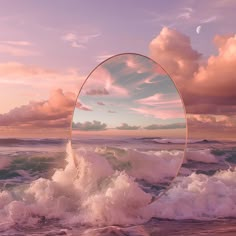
[0,137,235,235]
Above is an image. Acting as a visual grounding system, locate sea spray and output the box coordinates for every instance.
[148,167,236,220]
[0,141,236,231]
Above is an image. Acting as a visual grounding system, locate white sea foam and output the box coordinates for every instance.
[96,146,183,183]
[149,168,236,220]
[0,141,235,229]
[186,149,218,163]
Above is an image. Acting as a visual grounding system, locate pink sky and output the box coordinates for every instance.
[0,1,235,140]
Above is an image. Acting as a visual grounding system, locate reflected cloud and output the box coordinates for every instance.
[72,120,107,131]
[116,123,140,130]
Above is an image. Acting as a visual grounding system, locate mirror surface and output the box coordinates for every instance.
[71,53,187,201]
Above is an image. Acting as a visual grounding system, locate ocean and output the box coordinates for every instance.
[0,137,235,235]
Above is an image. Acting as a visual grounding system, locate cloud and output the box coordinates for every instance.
[149,28,236,115]
[97,102,105,106]
[0,89,76,128]
[0,62,55,77]
[76,102,92,111]
[186,103,236,115]
[82,67,129,97]
[130,107,184,119]
[149,27,201,84]
[116,123,140,130]
[201,16,217,23]
[72,120,107,131]
[136,94,181,107]
[187,114,236,139]
[96,54,114,63]
[177,7,193,20]
[0,62,84,92]
[125,55,146,74]
[62,33,85,48]
[86,88,109,96]
[191,34,236,97]
[62,32,100,48]
[144,123,186,129]
[108,110,116,113]
[0,41,38,56]
[0,41,32,46]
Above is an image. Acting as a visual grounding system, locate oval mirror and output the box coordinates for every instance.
[70,53,187,202]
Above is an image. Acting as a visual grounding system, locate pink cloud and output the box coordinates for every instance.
[0,89,76,128]
[149,28,236,116]
[125,56,145,74]
[82,67,129,97]
[191,34,236,97]
[136,93,181,107]
[125,55,167,79]
[0,62,56,77]
[149,27,201,84]
[187,114,236,139]
[85,88,109,95]
[76,102,92,111]
[0,62,84,92]
[130,107,184,119]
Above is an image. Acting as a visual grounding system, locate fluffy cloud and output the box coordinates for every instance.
[191,34,236,97]
[149,27,201,84]
[0,89,75,128]
[149,28,236,116]
[188,114,234,128]
[116,123,140,130]
[72,120,107,131]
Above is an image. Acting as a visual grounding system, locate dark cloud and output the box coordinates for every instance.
[116,123,140,130]
[97,102,105,106]
[72,120,107,131]
[108,110,116,113]
[85,88,109,95]
[187,114,236,139]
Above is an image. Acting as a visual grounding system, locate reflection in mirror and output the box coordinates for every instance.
[71,53,187,202]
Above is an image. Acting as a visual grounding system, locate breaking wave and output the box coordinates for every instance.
[0,141,236,231]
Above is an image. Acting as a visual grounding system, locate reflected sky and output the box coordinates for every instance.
[72,54,186,137]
